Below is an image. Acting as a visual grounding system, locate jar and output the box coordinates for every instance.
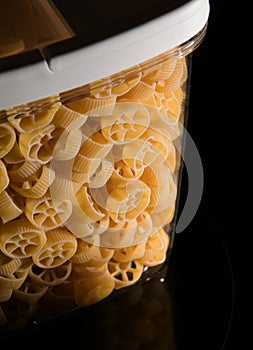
[0,0,209,333]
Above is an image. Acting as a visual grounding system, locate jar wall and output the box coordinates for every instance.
[0,27,205,333]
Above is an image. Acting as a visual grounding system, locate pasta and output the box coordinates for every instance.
[0,54,188,328]
[0,160,9,193]
[0,122,16,158]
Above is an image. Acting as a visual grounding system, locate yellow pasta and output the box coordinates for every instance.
[0,268,28,290]
[0,252,21,275]
[143,57,178,83]
[108,260,143,289]
[120,81,155,101]
[25,193,72,230]
[53,104,88,129]
[98,219,137,248]
[0,218,47,259]
[0,160,9,193]
[70,239,100,264]
[122,127,176,173]
[66,96,116,117]
[0,190,22,223]
[3,141,24,164]
[8,102,60,133]
[73,269,115,307]
[87,158,114,188]
[90,73,141,98]
[113,241,146,262]
[106,179,151,224]
[0,288,12,303]
[100,101,150,144]
[78,131,113,159]
[8,160,41,182]
[155,58,187,92]
[32,229,77,268]
[138,228,169,266]
[10,165,55,198]
[52,127,82,161]
[0,122,16,158]
[29,261,72,287]
[12,280,48,304]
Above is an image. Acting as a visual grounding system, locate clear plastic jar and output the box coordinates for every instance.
[0,0,209,333]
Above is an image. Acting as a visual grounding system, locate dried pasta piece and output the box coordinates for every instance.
[87,158,114,188]
[32,229,77,268]
[12,280,48,304]
[73,269,115,307]
[52,128,82,161]
[138,228,170,266]
[29,261,72,287]
[78,131,113,159]
[39,283,74,315]
[120,81,155,101]
[0,190,22,223]
[8,103,60,133]
[10,165,55,198]
[66,96,116,116]
[0,218,47,259]
[106,179,151,224]
[90,74,141,98]
[0,288,12,303]
[0,268,28,290]
[122,127,176,173]
[53,104,88,129]
[140,164,177,214]
[148,88,183,124]
[70,239,100,264]
[8,160,41,182]
[0,160,9,193]
[107,160,143,193]
[134,211,153,243]
[98,219,137,248]
[19,124,63,165]
[108,260,143,289]
[3,140,24,164]
[80,247,114,267]
[67,186,105,238]
[100,102,150,144]
[0,122,16,158]
[25,193,72,230]
[0,251,21,275]
[143,57,178,83]
[113,241,146,262]
[155,58,187,92]
[72,155,101,185]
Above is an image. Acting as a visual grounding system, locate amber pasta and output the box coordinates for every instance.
[0,54,188,327]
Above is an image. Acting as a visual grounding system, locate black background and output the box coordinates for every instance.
[184,0,249,349]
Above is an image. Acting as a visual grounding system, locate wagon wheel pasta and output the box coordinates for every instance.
[66,96,116,116]
[0,190,22,223]
[8,102,60,133]
[0,252,22,276]
[100,102,150,144]
[32,229,77,269]
[25,193,72,230]
[0,122,16,158]
[108,260,143,289]
[0,160,9,193]
[0,218,47,259]
[10,165,55,198]
[12,280,48,304]
[29,261,72,287]
[7,160,41,182]
[73,268,115,307]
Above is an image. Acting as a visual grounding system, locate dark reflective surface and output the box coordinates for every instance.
[1,210,234,349]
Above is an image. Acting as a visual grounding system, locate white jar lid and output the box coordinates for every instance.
[0,0,209,110]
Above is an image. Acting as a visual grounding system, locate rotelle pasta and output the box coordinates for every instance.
[0,54,188,330]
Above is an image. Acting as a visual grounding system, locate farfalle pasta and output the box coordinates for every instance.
[0,53,189,330]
